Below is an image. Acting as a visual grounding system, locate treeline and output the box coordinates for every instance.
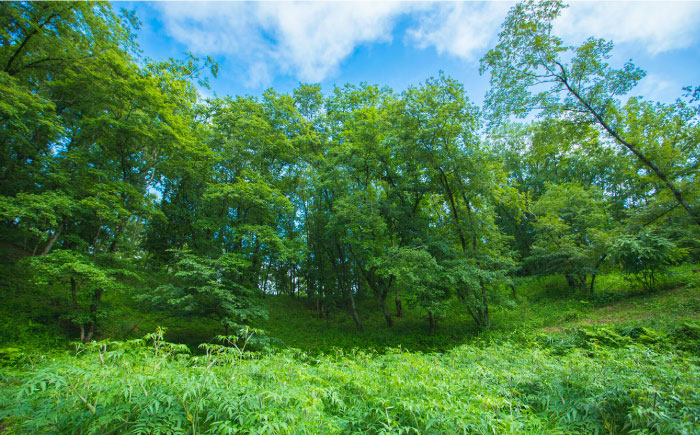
[1,1,698,341]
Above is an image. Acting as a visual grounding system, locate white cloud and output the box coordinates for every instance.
[556,1,700,54]
[153,1,700,88]
[406,2,512,61]
[257,2,407,81]
[634,73,678,102]
[155,1,409,86]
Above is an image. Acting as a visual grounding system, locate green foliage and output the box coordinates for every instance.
[528,183,611,291]
[611,229,686,291]
[481,0,700,228]
[1,2,699,432]
[140,250,266,332]
[2,326,700,434]
[374,247,449,325]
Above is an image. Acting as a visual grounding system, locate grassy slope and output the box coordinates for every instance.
[254,266,700,353]
[2,262,698,354]
[1,267,699,433]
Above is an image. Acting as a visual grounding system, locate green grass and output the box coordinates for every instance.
[1,323,699,434]
[254,295,480,354]
[5,265,697,355]
[2,267,700,433]
[253,265,700,354]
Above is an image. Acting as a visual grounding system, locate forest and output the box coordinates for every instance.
[1,1,699,433]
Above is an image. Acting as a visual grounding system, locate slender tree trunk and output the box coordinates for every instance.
[40,223,63,256]
[348,289,363,331]
[316,297,325,319]
[590,254,607,294]
[70,276,83,340]
[428,311,436,333]
[395,294,403,317]
[480,282,490,329]
[335,242,363,331]
[83,288,103,343]
[379,292,393,327]
[589,274,597,295]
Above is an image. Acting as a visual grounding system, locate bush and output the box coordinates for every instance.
[1,330,699,434]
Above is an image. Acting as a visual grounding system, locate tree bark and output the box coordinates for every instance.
[395,295,403,317]
[333,242,363,331]
[83,288,103,342]
[379,292,393,327]
[40,222,63,256]
[590,254,607,294]
[428,311,436,333]
[348,289,363,331]
[480,282,490,329]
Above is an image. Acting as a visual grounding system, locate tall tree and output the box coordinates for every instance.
[481,0,700,226]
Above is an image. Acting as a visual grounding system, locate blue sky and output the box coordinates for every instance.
[118,1,700,105]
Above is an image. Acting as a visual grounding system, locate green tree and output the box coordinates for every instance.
[610,229,685,292]
[375,247,447,332]
[27,250,123,342]
[481,0,700,226]
[396,75,515,328]
[528,183,612,292]
[143,250,266,334]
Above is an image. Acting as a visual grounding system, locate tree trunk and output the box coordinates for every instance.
[348,290,363,331]
[395,295,403,318]
[335,242,363,331]
[71,276,83,341]
[590,254,607,295]
[480,282,490,329]
[428,311,436,333]
[379,292,393,327]
[40,223,63,256]
[84,323,94,342]
[316,297,324,319]
[83,288,103,342]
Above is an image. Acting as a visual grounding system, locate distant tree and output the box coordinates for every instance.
[527,183,612,292]
[397,75,516,329]
[143,250,266,335]
[27,250,122,342]
[610,230,685,292]
[375,247,448,333]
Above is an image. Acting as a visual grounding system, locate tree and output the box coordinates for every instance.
[610,229,685,292]
[375,247,448,333]
[27,250,122,342]
[396,75,515,329]
[481,0,700,226]
[142,250,266,334]
[527,183,612,292]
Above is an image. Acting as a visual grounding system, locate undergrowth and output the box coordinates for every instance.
[1,323,699,434]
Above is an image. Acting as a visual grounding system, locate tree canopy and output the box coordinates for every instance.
[0,0,697,341]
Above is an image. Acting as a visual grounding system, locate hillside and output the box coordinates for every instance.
[1,277,699,433]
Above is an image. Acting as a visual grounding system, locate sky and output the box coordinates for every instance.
[117,1,700,105]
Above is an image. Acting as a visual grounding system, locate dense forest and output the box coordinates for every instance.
[1,1,699,433]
